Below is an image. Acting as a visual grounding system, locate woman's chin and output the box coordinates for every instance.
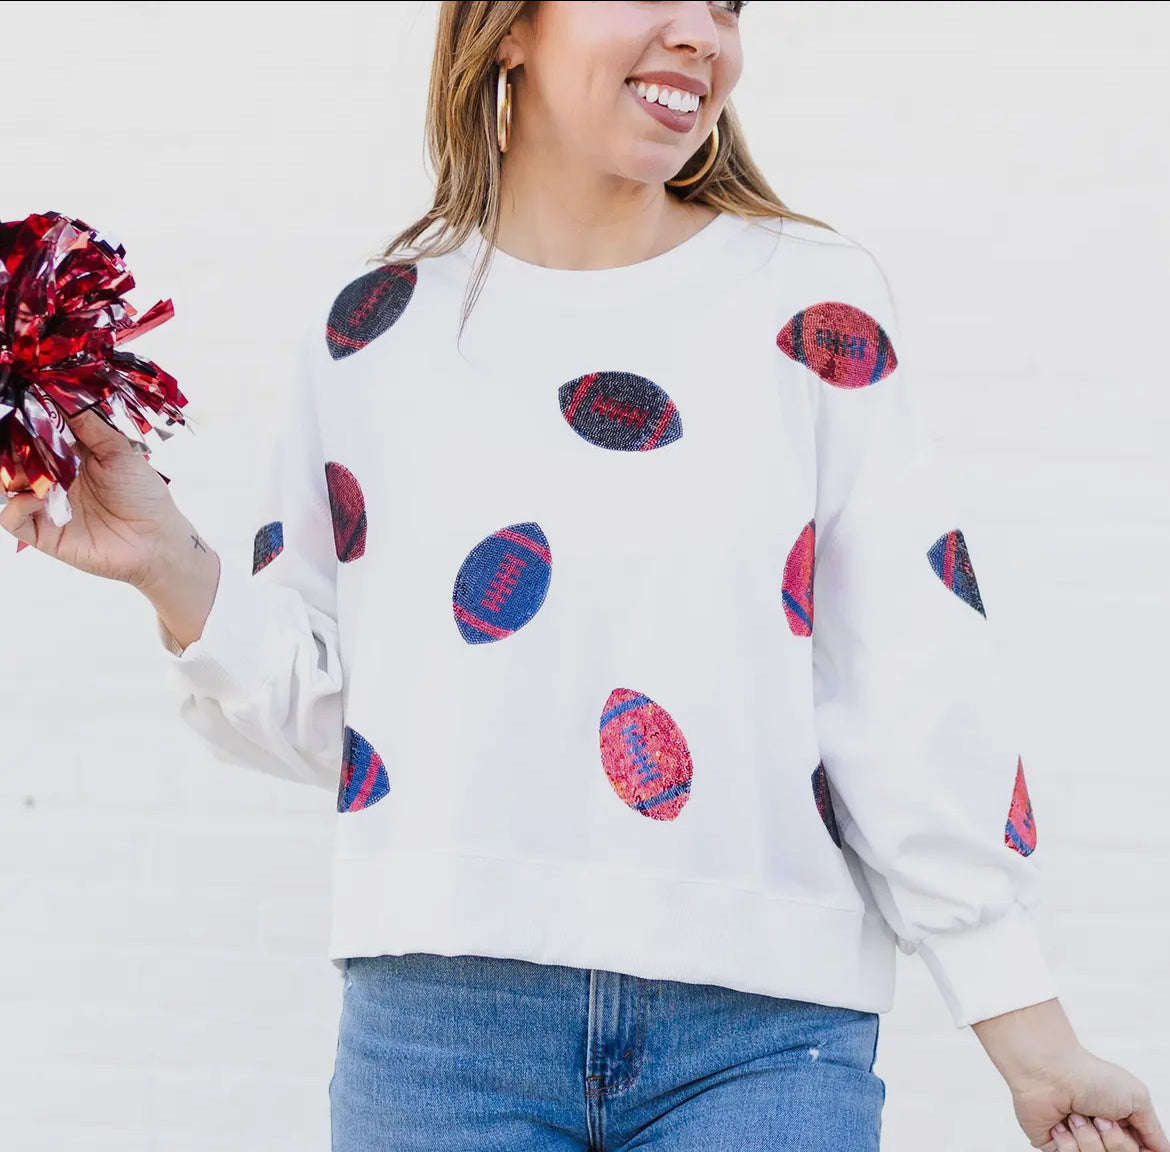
[608,155,697,188]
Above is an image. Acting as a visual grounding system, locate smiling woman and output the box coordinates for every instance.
[7,2,1163,1151]
[376,0,828,331]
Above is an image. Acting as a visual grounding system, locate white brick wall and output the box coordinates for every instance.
[2,2,1166,1148]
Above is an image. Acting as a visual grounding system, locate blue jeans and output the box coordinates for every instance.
[330,952,885,1151]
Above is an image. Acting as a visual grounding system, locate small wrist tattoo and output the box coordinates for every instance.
[191,533,207,553]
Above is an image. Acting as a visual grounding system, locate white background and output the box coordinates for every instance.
[2,2,1168,1149]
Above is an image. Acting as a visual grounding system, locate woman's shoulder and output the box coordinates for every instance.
[741,213,880,271]
[302,237,475,365]
[746,213,850,247]
[735,213,894,314]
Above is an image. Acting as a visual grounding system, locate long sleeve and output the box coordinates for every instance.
[805,246,1059,1028]
[156,328,344,793]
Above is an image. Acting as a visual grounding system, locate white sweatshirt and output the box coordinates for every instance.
[158,212,1057,1029]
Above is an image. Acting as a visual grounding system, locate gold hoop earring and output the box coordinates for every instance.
[665,122,720,188]
[496,62,513,153]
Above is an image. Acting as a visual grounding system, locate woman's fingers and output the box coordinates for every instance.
[63,406,128,456]
[0,490,45,546]
[1070,1115,1109,1151]
[1093,1117,1149,1152]
[1128,1100,1170,1152]
[1047,1115,1146,1152]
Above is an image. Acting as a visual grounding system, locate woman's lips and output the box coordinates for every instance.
[626,83,700,134]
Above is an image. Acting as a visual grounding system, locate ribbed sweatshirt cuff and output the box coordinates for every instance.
[916,903,1060,1028]
[156,565,282,698]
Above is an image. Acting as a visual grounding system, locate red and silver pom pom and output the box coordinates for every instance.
[0,211,189,532]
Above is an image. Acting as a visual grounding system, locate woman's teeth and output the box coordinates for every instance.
[627,80,701,114]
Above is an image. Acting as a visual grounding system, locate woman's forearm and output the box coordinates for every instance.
[971,998,1082,1083]
[137,515,222,652]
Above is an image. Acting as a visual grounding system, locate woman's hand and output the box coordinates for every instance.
[1013,1046,1167,1152]
[971,999,1167,1152]
[0,406,188,588]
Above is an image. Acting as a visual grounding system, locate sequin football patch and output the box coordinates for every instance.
[452,522,552,644]
[1004,756,1036,856]
[776,302,897,389]
[325,462,367,563]
[558,370,683,452]
[811,761,843,848]
[252,521,284,574]
[599,688,693,821]
[783,519,816,636]
[337,726,390,813]
[326,264,418,360]
[927,529,986,617]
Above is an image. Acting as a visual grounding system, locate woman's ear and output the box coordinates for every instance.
[497,10,532,69]
[497,43,524,68]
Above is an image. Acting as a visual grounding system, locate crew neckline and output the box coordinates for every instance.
[456,210,748,308]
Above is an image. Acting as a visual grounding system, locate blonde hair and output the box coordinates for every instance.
[379,0,830,325]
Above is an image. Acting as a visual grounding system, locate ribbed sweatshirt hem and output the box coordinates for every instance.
[328,849,897,1015]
